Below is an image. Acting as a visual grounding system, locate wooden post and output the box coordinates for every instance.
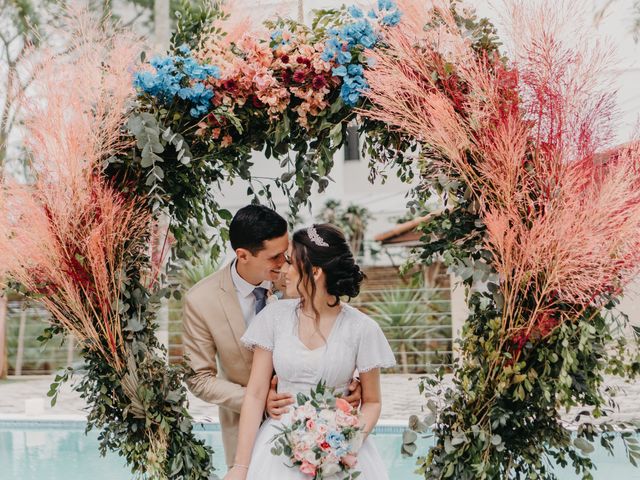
[0,295,7,378]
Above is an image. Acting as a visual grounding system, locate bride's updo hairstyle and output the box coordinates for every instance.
[291,223,365,314]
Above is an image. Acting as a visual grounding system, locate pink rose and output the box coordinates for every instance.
[347,415,360,427]
[341,454,358,469]
[306,419,316,430]
[300,460,316,476]
[335,398,352,414]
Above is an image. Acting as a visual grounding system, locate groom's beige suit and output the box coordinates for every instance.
[182,263,256,467]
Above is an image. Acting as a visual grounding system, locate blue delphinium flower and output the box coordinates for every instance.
[322,0,401,107]
[381,10,401,26]
[270,29,282,41]
[332,65,347,77]
[337,49,352,64]
[326,431,346,449]
[134,48,220,118]
[348,5,364,18]
[347,64,364,76]
[340,75,368,107]
[270,28,289,46]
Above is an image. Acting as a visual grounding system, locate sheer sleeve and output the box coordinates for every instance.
[356,316,397,373]
[240,306,275,352]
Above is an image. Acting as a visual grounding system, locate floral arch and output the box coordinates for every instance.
[1,1,640,479]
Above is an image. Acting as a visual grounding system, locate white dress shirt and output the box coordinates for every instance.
[230,260,272,327]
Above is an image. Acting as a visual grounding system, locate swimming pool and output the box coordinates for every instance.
[0,420,638,479]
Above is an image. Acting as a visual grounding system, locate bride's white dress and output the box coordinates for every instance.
[240,299,396,480]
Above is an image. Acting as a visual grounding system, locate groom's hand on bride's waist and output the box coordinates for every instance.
[344,378,362,409]
[266,375,294,419]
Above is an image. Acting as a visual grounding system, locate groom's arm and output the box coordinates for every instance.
[183,297,245,413]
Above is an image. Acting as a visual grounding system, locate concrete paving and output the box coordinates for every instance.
[1,374,638,426]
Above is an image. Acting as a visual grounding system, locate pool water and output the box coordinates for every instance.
[0,421,638,479]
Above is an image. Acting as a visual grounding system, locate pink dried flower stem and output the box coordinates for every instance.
[0,7,148,371]
[362,0,640,373]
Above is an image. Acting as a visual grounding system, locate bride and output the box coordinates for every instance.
[224,223,396,480]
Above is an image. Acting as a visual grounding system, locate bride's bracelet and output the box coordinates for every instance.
[233,463,249,470]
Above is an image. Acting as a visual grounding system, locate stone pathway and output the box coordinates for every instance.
[1,374,638,425]
[0,374,425,424]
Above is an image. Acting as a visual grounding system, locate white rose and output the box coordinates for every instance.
[322,461,341,476]
[303,449,319,465]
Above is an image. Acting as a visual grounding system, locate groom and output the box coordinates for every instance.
[183,204,361,467]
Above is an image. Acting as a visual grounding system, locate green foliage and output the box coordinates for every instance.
[79,4,404,478]
[370,4,640,478]
[317,199,373,257]
[69,254,214,479]
[409,293,640,479]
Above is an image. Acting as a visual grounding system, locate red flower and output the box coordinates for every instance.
[282,69,292,85]
[320,442,331,451]
[296,56,311,67]
[535,312,559,338]
[312,75,327,90]
[206,114,221,127]
[280,54,290,64]
[292,70,306,83]
[509,331,530,361]
[222,79,237,92]
[251,95,264,108]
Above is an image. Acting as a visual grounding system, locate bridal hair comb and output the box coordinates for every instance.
[307,225,329,247]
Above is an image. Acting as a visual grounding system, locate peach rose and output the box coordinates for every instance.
[341,453,358,469]
[335,398,352,414]
[300,460,316,476]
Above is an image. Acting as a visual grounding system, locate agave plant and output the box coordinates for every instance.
[181,254,220,290]
[365,287,449,374]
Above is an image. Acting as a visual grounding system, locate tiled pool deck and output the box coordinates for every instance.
[0,374,639,425]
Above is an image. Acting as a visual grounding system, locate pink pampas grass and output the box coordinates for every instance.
[0,7,148,370]
[361,0,640,349]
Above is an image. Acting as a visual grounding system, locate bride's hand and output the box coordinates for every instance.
[223,465,248,480]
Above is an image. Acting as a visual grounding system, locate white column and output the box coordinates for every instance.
[0,295,7,378]
[154,0,170,52]
[154,0,171,355]
[449,273,469,361]
[618,275,640,339]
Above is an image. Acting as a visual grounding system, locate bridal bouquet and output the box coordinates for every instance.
[270,381,364,479]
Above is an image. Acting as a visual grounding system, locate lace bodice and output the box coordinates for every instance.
[241,299,396,396]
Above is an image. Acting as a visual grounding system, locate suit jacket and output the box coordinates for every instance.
[183,263,253,467]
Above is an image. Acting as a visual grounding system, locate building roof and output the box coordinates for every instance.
[374,213,437,246]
